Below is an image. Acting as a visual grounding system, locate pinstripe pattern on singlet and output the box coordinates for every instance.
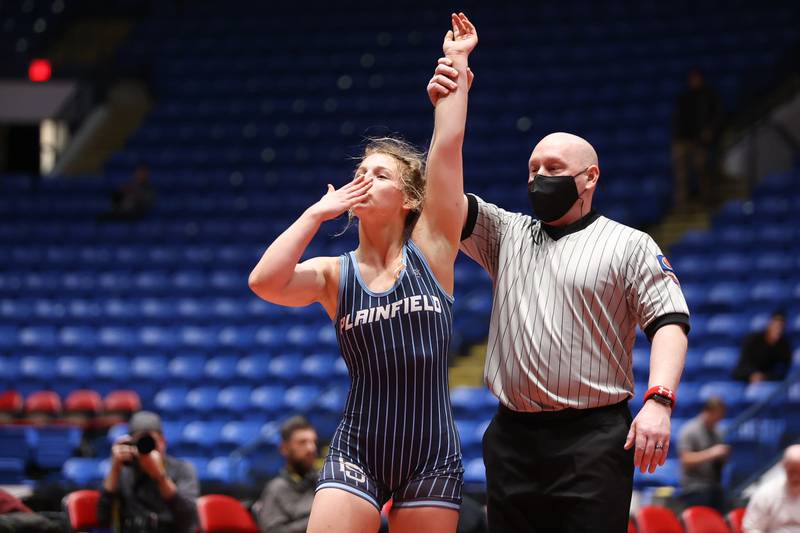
[328,239,461,496]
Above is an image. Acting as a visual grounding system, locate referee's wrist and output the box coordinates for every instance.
[646,396,673,413]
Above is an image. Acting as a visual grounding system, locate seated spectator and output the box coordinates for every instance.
[733,311,792,383]
[255,416,318,533]
[743,444,800,532]
[98,411,198,533]
[679,397,730,511]
[100,163,155,220]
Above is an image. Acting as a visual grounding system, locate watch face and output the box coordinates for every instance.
[651,394,671,406]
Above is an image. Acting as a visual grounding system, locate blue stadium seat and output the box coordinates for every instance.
[141,326,183,350]
[0,426,33,463]
[169,353,207,383]
[204,355,239,383]
[182,457,209,480]
[255,326,286,353]
[750,280,792,307]
[94,354,132,384]
[58,326,98,350]
[269,353,303,383]
[153,387,190,416]
[755,253,795,276]
[219,420,262,452]
[463,457,486,485]
[236,354,271,382]
[0,458,25,484]
[217,385,252,414]
[707,283,749,308]
[206,456,249,483]
[33,426,81,469]
[701,346,739,381]
[698,381,746,413]
[57,355,94,386]
[456,420,483,456]
[62,457,103,487]
[705,314,749,342]
[218,326,258,349]
[316,384,348,414]
[131,354,168,379]
[633,457,679,489]
[0,356,20,388]
[251,385,287,414]
[20,355,57,385]
[450,386,496,419]
[99,326,140,350]
[744,381,783,404]
[186,386,221,416]
[284,385,322,412]
[301,353,338,382]
[19,326,59,350]
[285,325,317,349]
[180,421,224,455]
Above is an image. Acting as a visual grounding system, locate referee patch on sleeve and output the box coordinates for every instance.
[657,254,679,284]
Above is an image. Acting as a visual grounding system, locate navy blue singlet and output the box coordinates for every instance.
[316,239,463,510]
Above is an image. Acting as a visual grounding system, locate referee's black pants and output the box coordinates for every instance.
[483,401,634,533]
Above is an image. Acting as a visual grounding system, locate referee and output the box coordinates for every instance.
[430,66,689,532]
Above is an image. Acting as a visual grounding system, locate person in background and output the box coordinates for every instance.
[100,163,156,220]
[671,67,722,210]
[733,310,792,383]
[678,397,730,511]
[255,416,319,533]
[98,411,198,533]
[743,444,800,532]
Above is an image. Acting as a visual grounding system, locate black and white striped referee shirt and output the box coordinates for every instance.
[460,193,690,412]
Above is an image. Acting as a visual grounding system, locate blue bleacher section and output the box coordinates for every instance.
[2,0,800,492]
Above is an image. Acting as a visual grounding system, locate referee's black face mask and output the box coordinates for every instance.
[528,168,588,223]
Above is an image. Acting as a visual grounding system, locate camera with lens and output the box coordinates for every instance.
[120,433,157,464]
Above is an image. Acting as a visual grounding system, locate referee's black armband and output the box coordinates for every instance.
[645,313,690,342]
[460,193,478,241]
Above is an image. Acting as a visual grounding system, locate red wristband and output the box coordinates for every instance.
[644,385,676,408]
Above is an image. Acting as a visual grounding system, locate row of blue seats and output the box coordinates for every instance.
[0,353,348,389]
[0,323,336,349]
[680,281,800,310]
[0,425,81,473]
[59,455,254,487]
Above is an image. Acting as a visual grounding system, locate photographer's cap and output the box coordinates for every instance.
[128,411,163,434]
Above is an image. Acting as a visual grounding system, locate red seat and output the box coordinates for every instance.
[682,506,728,533]
[64,389,103,414]
[197,494,258,533]
[0,390,23,420]
[96,389,142,428]
[727,507,746,533]
[63,489,101,531]
[104,390,141,414]
[64,389,103,428]
[636,505,684,533]
[25,390,62,420]
[629,517,638,533]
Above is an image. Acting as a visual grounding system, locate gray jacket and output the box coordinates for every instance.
[256,469,318,533]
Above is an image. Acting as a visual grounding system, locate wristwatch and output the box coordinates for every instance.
[644,385,675,408]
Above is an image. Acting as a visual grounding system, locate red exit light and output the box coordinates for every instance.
[29,59,52,82]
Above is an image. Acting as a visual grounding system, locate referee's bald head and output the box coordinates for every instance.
[533,132,599,170]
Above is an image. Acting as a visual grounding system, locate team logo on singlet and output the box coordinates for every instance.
[339,295,443,331]
[338,457,366,484]
[657,254,680,285]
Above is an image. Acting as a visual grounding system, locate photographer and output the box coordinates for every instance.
[98,411,198,533]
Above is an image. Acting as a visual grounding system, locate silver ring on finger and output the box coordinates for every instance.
[655,442,664,450]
